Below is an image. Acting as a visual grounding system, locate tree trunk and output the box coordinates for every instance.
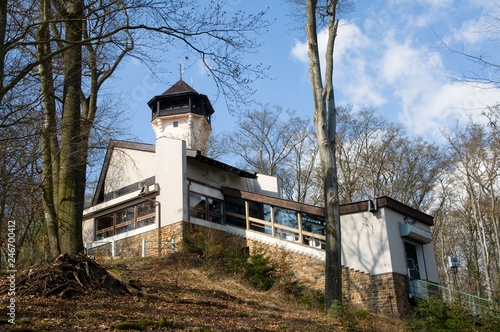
[57,0,85,255]
[0,0,7,101]
[305,0,342,310]
[37,0,60,258]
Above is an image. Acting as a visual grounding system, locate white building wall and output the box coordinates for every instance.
[341,209,394,275]
[155,137,187,227]
[152,115,190,143]
[384,209,408,276]
[104,147,156,193]
[252,174,280,198]
[422,242,439,282]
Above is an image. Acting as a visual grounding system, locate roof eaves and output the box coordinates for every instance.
[187,150,257,179]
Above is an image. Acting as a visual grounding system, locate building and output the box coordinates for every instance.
[82,79,439,317]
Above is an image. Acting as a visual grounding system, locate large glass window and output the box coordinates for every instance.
[189,192,224,224]
[302,213,326,249]
[225,196,246,228]
[96,214,113,230]
[302,213,326,235]
[274,208,298,228]
[95,201,156,240]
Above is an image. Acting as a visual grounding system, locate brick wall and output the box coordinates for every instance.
[88,222,413,317]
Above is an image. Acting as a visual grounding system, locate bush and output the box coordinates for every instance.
[243,247,276,291]
[327,299,368,332]
[407,296,500,332]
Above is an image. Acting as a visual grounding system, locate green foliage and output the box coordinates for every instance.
[222,245,249,275]
[182,230,223,264]
[407,296,500,332]
[327,299,368,332]
[185,231,277,291]
[223,244,277,290]
[281,280,325,310]
[114,321,145,331]
[242,247,276,290]
[74,311,104,318]
[328,299,343,318]
[184,229,326,299]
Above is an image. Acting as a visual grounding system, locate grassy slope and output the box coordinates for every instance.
[2,253,407,331]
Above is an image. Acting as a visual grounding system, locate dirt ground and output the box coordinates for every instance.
[0,254,407,331]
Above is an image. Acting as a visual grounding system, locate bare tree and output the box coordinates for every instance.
[281,117,321,205]
[226,105,320,204]
[304,0,343,309]
[0,112,45,268]
[3,0,270,256]
[227,105,301,175]
[435,108,500,300]
[336,106,448,210]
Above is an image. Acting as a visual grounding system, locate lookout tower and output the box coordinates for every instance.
[147,79,214,151]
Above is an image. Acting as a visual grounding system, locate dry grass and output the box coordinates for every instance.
[1,252,408,331]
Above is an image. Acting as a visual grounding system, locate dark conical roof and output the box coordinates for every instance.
[161,79,198,96]
[147,78,215,123]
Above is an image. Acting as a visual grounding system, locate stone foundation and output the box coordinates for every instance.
[88,222,413,317]
[86,222,184,259]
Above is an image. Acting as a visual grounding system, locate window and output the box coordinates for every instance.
[189,191,224,224]
[274,208,298,228]
[173,121,179,127]
[95,201,156,240]
[225,196,246,228]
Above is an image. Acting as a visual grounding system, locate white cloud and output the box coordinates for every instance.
[378,37,500,140]
[399,82,498,140]
[446,18,488,46]
[289,8,500,142]
[291,21,385,107]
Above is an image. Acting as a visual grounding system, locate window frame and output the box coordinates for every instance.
[189,191,224,224]
[95,200,156,240]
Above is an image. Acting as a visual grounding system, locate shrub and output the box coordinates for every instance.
[407,296,500,332]
[243,247,276,291]
[328,299,368,332]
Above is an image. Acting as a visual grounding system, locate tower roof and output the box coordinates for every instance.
[160,79,198,96]
[147,78,215,124]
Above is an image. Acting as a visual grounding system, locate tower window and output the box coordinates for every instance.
[173,121,178,127]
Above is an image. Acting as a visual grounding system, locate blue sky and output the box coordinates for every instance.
[113,0,500,145]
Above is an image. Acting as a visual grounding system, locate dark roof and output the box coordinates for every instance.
[186,150,257,179]
[146,79,215,118]
[341,196,434,226]
[161,79,198,96]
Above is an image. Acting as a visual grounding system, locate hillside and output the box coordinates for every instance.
[1,253,407,331]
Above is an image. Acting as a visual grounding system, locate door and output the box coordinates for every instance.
[404,242,421,279]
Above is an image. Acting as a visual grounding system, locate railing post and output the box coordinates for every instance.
[171,238,176,253]
[111,239,116,258]
[142,239,147,257]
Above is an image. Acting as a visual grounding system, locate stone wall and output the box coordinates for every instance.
[88,222,413,317]
[87,222,184,259]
